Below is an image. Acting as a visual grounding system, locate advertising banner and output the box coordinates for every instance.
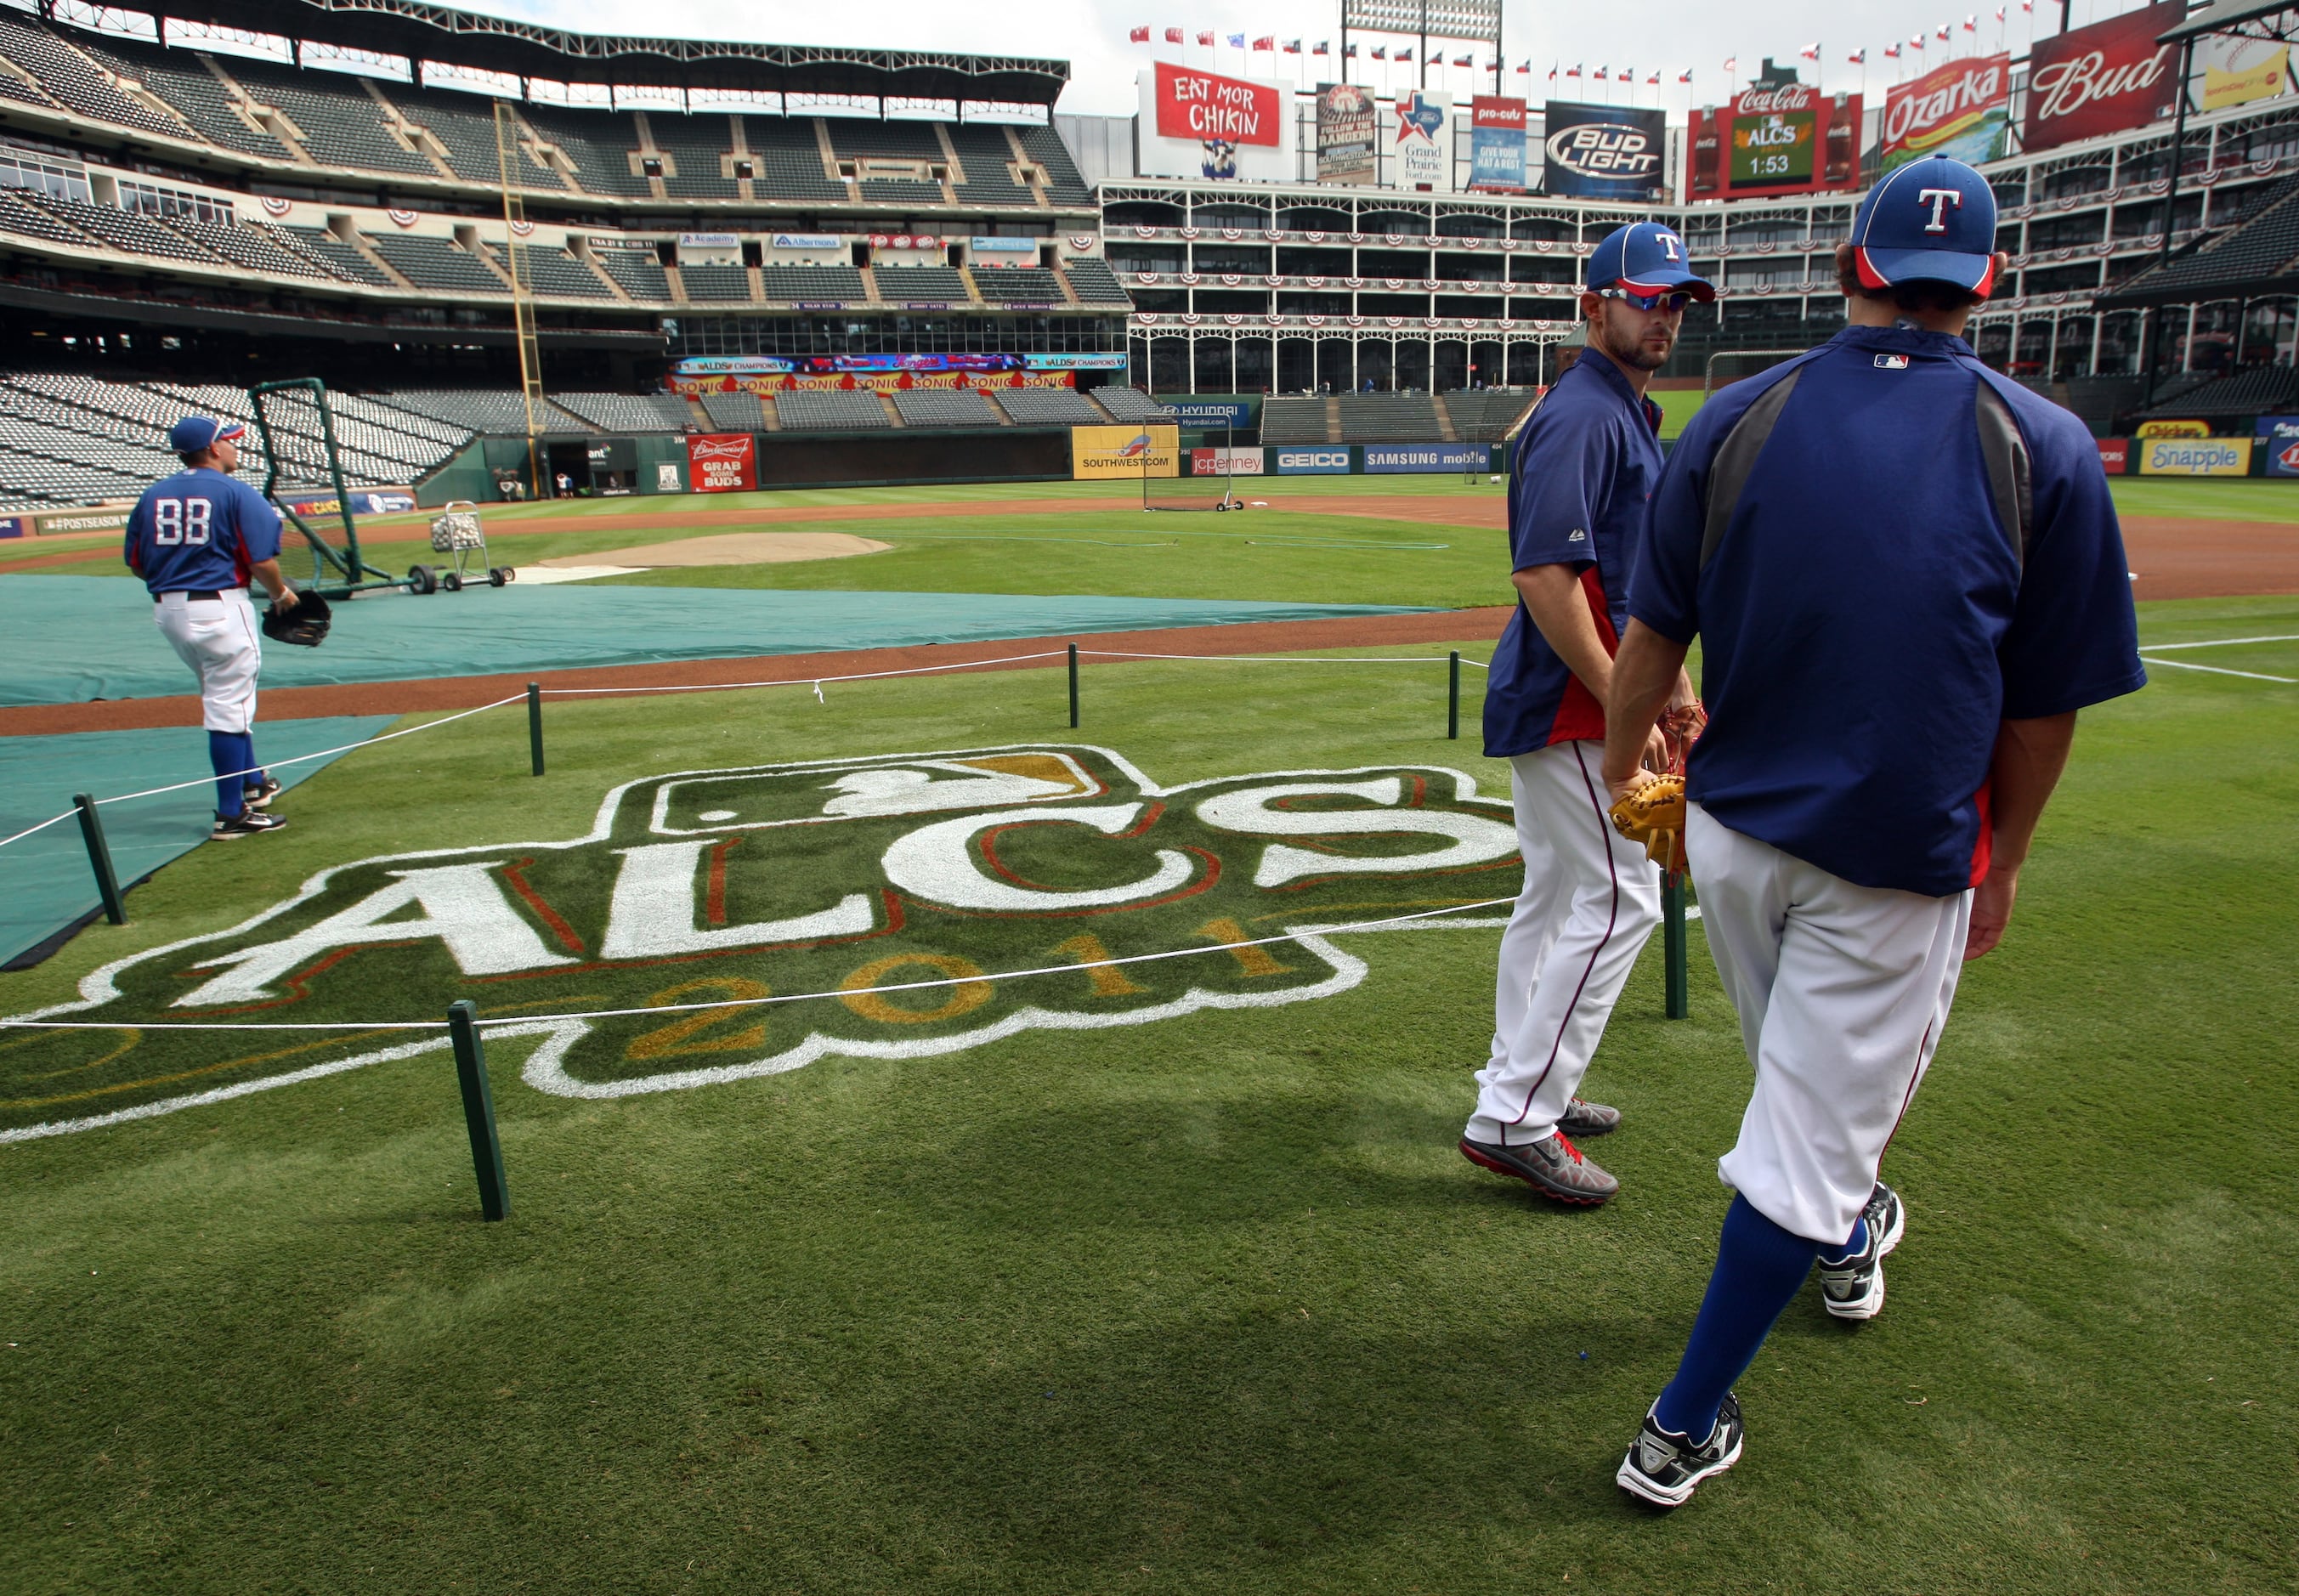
[687,433,758,493]
[1191,447,1266,476]
[1072,423,1181,480]
[1156,396,1258,428]
[0,517,23,538]
[1365,443,1492,473]
[2200,37,2292,112]
[32,509,128,536]
[2024,1,2182,153]
[1469,96,1527,191]
[1316,82,1379,184]
[1540,101,1667,199]
[1880,54,2010,172]
[2257,417,2299,478]
[767,233,840,251]
[1139,65,1294,182]
[2137,418,2209,439]
[1392,89,1455,190]
[2096,439,2130,475]
[281,490,416,518]
[2138,437,2253,477]
[1271,447,1353,474]
[1687,86,1861,200]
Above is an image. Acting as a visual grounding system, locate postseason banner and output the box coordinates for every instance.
[1468,96,1528,191]
[1880,54,2010,173]
[2024,0,2183,153]
[1316,82,1379,184]
[1540,101,1667,199]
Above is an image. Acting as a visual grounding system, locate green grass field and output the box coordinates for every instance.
[2,584,2294,1591]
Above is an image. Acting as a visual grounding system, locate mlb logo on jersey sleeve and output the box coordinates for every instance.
[1874,354,1911,370]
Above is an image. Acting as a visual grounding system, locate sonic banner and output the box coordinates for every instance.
[1688,86,1862,201]
[1072,424,1181,480]
[1881,54,2011,172]
[2024,0,2183,153]
[1468,96,1527,191]
[1540,101,1667,200]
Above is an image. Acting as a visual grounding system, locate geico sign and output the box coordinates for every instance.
[1544,122,1659,178]
[4,746,1519,1136]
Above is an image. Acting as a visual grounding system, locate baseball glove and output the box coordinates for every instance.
[261,591,331,648]
[1609,773,1688,876]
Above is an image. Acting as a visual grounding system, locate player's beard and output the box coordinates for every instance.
[1592,300,1676,373]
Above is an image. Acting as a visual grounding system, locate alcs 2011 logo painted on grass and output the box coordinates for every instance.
[3,746,1519,1140]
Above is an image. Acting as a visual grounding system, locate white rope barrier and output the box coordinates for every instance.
[0,896,1516,1034]
[0,809,78,850]
[535,649,1067,697]
[1078,648,1487,666]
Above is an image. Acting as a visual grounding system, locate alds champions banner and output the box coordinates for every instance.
[1881,54,2010,172]
[1072,423,1181,480]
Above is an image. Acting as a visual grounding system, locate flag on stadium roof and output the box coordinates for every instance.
[1722,56,1736,71]
[1165,27,1182,43]
[1678,67,1692,82]
[1885,42,1901,57]
[1848,48,1866,64]
[1198,31,1214,47]
[1962,14,1978,31]
[1645,69,1661,83]
[1396,48,1413,61]
[1372,45,1386,59]
[1312,40,1328,54]
[1226,33,1243,48]
[1936,23,1951,40]
[1566,62,1581,76]
[1452,54,1470,66]
[1593,65,1607,80]
[1800,42,1819,59]
[1129,25,1149,42]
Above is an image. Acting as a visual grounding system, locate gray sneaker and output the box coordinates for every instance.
[1817,1182,1905,1322]
[1617,1392,1745,1509]
[1559,1097,1621,1136]
[1459,1131,1619,1205]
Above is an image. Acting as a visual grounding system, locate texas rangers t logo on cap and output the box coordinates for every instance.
[1848,155,1998,297]
[1917,188,1963,232]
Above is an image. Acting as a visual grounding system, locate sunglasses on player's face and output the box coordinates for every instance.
[1596,286,1693,314]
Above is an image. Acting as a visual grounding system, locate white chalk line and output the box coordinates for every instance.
[2138,634,2299,651]
[2138,657,2297,684]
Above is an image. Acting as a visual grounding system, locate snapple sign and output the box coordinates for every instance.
[1155,62,1282,145]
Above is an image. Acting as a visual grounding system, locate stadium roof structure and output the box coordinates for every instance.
[2157,0,2299,45]
[81,0,1072,103]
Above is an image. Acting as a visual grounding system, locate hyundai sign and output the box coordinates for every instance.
[1365,444,1491,474]
[1540,101,1667,199]
[1273,448,1352,474]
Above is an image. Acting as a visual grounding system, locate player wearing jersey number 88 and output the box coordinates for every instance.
[1602,156,2146,1509]
[124,416,303,840]
[1456,222,1713,1208]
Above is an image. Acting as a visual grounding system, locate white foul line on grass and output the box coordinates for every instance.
[2138,634,2299,651]
[2139,657,2297,684]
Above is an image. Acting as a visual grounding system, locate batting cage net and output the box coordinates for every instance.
[246,378,397,597]
[1142,416,1246,512]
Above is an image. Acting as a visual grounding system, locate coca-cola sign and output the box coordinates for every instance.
[1687,86,1862,201]
[1880,54,2011,172]
[2023,1,2183,153]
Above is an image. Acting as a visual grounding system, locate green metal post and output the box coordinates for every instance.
[1663,873,1689,1020]
[447,1000,511,1221]
[527,682,545,777]
[1067,643,1079,728]
[73,793,125,925]
[1447,650,1460,739]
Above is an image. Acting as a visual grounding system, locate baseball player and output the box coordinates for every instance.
[1458,222,1708,1206]
[124,416,300,839]
[1601,156,2144,1508]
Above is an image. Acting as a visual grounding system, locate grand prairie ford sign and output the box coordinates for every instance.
[1,746,1521,1140]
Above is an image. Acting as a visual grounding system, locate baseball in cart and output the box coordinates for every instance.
[417,501,515,593]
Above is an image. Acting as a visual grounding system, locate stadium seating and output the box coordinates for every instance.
[1018,125,1093,206]
[699,392,766,430]
[1442,391,1533,442]
[28,195,224,264]
[1257,397,1334,444]
[742,116,847,202]
[552,393,692,433]
[1091,388,1173,422]
[520,105,651,198]
[393,88,518,186]
[386,390,584,433]
[891,388,1001,427]
[874,266,971,303]
[166,216,332,281]
[650,114,740,200]
[0,189,93,247]
[78,32,291,159]
[594,250,672,302]
[278,226,395,286]
[0,14,188,140]
[758,266,867,303]
[1338,394,1441,441]
[508,246,614,299]
[972,268,1065,304]
[367,234,507,294]
[946,125,1036,208]
[989,387,1104,426]
[2134,362,2298,419]
[227,60,438,176]
[679,263,754,303]
[774,390,892,430]
[1059,258,1134,307]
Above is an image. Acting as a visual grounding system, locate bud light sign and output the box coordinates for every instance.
[1540,101,1667,199]
[687,433,758,493]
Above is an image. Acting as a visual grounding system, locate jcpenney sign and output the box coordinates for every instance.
[2023,1,2183,152]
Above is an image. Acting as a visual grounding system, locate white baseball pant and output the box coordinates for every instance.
[1688,802,1971,1245]
[1465,739,1662,1146]
[154,589,261,733]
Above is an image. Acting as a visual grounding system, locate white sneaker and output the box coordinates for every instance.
[1817,1182,1905,1322]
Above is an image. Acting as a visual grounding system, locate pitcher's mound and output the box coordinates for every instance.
[538,532,890,568]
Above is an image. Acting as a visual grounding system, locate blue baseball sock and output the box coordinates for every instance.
[1651,1195,1821,1443]
[1817,1214,1868,1268]
[208,730,254,818]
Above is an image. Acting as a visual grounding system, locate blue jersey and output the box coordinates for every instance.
[1630,324,2145,897]
[1483,350,1664,758]
[123,468,282,595]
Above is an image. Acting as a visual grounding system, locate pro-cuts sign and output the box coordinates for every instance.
[687,433,757,493]
[2023,0,2183,152]
[1,746,1519,1140]
[1881,54,2011,172]
[1138,64,1294,182]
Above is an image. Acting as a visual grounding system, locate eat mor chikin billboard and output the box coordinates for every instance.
[1137,62,1295,182]
[1687,82,1863,201]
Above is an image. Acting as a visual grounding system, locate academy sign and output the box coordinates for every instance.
[3,745,1520,1140]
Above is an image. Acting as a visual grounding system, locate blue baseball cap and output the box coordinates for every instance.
[1585,222,1714,303]
[167,416,246,454]
[1850,155,2000,297]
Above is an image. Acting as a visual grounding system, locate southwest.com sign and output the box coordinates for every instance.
[1071,423,1181,480]
[1365,444,1492,473]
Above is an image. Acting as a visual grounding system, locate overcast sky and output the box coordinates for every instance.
[484,0,2148,116]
